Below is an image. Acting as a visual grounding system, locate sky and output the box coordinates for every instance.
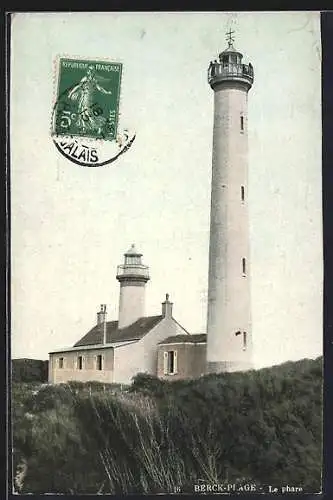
[10,11,322,368]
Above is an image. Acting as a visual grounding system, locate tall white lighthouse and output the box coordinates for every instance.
[206,31,254,373]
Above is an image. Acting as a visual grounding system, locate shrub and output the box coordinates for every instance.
[11,356,323,494]
[129,372,171,398]
[12,359,48,383]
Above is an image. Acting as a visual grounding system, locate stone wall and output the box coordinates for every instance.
[142,317,190,375]
[157,342,207,380]
[49,317,192,385]
[113,317,189,384]
[113,341,144,384]
[49,347,114,384]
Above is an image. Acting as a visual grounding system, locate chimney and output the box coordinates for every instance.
[97,304,107,345]
[162,293,173,318]
[97,304,107,325]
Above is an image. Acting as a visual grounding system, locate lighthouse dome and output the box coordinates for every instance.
[125,243,142,257]
[219,43,243,64]
[220,43,242,55]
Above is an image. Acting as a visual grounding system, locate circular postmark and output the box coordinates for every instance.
[51,58,135,167]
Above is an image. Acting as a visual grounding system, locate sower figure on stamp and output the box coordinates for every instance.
[68,65,112,135]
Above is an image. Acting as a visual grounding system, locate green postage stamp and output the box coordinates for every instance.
[51,57,135,167]
[54,58,122,141]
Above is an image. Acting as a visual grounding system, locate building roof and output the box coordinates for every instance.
[49,340,138,354]
[74,315,164,347]
[221,45,242,55]
[158,333,207,345]
[125,243,142,256]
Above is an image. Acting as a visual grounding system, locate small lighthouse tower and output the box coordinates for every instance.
[206,31,254,373]
[116,244,150,329]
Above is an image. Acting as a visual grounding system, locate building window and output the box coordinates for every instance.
[125,255,140,265]
[77,356,83,370]
[163,350,178,375]
[58,357,64,369]
[242,257,246,276]
[241,185,245,202]
[240,115,244,132]
[243,332,247,351]
[96,354,103,371]
[168,351,175,374]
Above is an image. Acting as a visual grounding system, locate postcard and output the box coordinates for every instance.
[10,11,323,496]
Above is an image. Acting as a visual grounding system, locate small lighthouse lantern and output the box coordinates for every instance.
[116,244,150,281]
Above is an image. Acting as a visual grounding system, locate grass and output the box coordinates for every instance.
[11,356,323,494]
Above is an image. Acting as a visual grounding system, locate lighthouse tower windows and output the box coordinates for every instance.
[240,114,244,132]
[241,185,245,202]
[243,332,247,350]
[242,257,247,276]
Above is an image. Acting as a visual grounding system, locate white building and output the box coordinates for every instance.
[49,245,207,385]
